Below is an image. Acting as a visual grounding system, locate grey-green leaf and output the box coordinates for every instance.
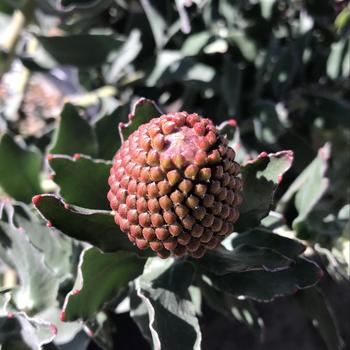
[0,201,59,311]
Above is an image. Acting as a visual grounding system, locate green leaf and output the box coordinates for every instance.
[197,245,292,276]
[147,52,216,87]
[305,94,350,128]
[221,57,241,115]
[62,247,144,321]
[327,38,350,79]
[140,0,167,49]
[103,29,142,84]
[37,34,123,67]
[277,144,330,235]
[206,257,322,302]
[227,31,257,62]
[200,280,264,337]
[0,134,42,203]
[49,104,98,157]
[252,100,285,144]
[270,47,298,98]
[95,105,128,160]
[0,201,59,311]
[181,32,211,56]
[230,228,306,259]
[235,151,294,232]
[33,194,145,255]
[296,288,345,350]
[121,98,162,140]
[48,154,111,210]
[135,257,201,350]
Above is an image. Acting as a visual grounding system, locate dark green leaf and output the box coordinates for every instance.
[49,154,111,210]
[63,247,144,321]
[0,314,54,350]
[95,105,128,160]
[197,245,292,275]
[49,104,98,157]
[121,98,162,140]
[231,228,306,259]
[152,260,195,297]
[33,194,144,254]
[206,257,322,302]
[200,280,264,337]
[270,47,298,98]
[296,288,345,350]
[306,93,350,128]
[235,151,294,232]
[0,134,42,203]
[37,34,123,67]
[221,57,241,115]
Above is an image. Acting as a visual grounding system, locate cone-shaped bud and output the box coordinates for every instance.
[108,112,242,259]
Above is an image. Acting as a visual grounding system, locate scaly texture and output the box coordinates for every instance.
[107,112,242,258]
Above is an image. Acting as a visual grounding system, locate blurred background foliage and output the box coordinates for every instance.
[0,0,349,349]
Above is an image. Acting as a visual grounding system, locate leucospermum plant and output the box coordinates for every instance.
[0,97,345,350]
[0,98,331,350]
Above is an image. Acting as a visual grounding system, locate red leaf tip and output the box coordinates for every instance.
[32,195,42,206]
[46,221,53,228]
[72,289,80,295]
[73,153,81,160]
[50,324,58,335]
[59,310,65,322]
[119,122,126,129]
[258,151,268,158]
[228,119,237,127]
[46,154,54,161]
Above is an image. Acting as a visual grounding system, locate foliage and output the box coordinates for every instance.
[0,0,349,349]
